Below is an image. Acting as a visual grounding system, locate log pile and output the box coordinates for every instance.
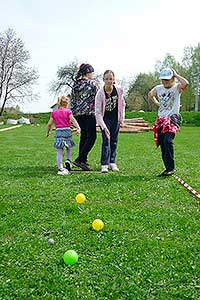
[97,118,151,133]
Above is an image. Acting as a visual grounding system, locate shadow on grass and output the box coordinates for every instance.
[0,165,56,178]
[1,165,158,183]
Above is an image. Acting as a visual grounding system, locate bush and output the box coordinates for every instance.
[2,111,200,126]
[125,111,200,126]
[1,112,51,124]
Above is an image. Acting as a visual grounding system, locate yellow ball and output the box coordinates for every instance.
[75,193,86,204]
[92,219,104,231]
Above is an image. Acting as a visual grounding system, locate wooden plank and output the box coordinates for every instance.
[0,125,23,132]
[123,122,149,127]
[124,118,145,123]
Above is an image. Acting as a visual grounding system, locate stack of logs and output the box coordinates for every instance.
[97,118,151,133]
[120,118,151,133]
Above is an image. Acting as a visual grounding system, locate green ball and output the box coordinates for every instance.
[63,250,78,266]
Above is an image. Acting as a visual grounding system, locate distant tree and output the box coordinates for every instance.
[50,60,79,96]
[126,73,159,112]
[155,53,182,73]
[50,60,101,96]
[155,52,197,111]
[0,28,38,116]
[184,44,200,111]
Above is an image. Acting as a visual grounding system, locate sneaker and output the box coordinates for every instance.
[73,160,91,171]
[101,165,108,173]
[109,163,119,172]
[164,169,175,176]
[158,170,167,177]
[57,168,69,176]
[158,169,175,177]
[65,160,71,172]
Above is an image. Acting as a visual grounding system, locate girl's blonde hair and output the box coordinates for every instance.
[57,96,69,108]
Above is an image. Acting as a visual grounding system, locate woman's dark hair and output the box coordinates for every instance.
[75,64,94,80]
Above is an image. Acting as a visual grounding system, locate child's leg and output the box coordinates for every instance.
[101,117,111,166]
[110,121,120,164]
[66,148,71,161]
[57,148,63,170]
[65,148,72,171]
[101,129,110,165]
[158,129,167,169]
[163,132,175,171]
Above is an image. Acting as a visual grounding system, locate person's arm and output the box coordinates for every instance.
[46,117,54,137]
[148,87,160,107]
[172,69,189,92]
[69,114,81,135]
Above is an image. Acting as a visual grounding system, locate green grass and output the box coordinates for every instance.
[0,126,200,300]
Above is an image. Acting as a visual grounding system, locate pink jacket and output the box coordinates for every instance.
[95,85,125,130]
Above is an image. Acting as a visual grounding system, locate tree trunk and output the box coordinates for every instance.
[0,97,7,116]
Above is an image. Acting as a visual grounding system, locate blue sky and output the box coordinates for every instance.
[0,0,200,113]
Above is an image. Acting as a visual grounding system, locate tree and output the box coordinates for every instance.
[49,60,79,96]
[126,72,159,112]
[50,60,102,97]
[0,28,38,116]
[155,52,196,111]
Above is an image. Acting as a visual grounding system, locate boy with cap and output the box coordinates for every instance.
[148,68,189,176]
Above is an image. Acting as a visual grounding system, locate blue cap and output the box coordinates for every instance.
[159,68,174,80]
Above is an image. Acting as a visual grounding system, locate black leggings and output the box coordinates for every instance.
[75,115,96,163]
[158,130,175,171]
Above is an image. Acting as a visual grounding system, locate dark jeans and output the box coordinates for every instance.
[101,116,120,165]
[75,115,96,163]
[158,129,175,171]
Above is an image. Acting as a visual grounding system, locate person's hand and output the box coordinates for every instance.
[172,68,178,77]
[75,128,81,136]
[104,128,110,140]
[120,121,125,127]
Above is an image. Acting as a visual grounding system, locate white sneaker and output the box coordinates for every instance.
[109,163,119,172]
[101,165,108,173]
[57,168,69,175]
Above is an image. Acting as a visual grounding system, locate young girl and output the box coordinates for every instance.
[148,68,189,176]
[46,96,80,175]
[95,70,125,173]
[71,63,98,171]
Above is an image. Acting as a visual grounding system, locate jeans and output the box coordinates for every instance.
[101,116,120,165]
[158,129,175,171]
[75,115,96,163]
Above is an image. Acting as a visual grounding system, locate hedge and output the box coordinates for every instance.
[1,111,200,126]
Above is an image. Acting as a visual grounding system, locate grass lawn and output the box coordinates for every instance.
[0,125,199,300]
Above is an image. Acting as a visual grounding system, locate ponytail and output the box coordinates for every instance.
[75,63,94,80]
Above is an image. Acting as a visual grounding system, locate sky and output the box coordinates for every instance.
[0,0,200,113]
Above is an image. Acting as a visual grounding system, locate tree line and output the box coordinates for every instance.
[0,28,200,116]
[126,47,200,112]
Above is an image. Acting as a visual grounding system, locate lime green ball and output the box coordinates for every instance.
[63,250,78,265]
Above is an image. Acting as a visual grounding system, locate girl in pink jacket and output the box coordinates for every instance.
[95,70,125,173]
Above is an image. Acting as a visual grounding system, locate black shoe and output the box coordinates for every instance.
[164,169,175,176]
[65,160,71,171]
[158,169,175,177]
[158,170,167,177]
[73,160,91,171]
